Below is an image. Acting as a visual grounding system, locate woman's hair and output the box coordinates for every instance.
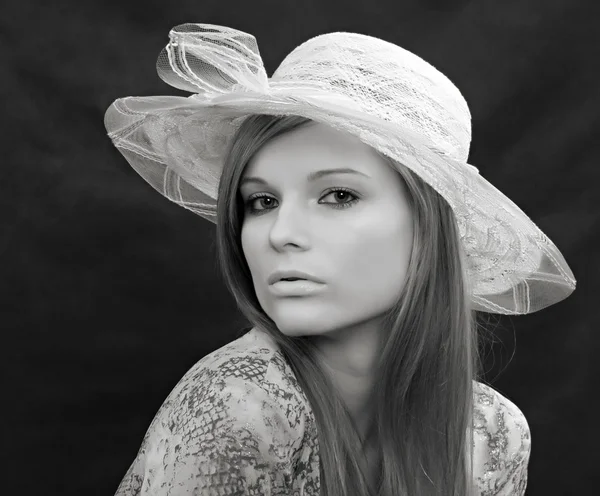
[214,113,482,496]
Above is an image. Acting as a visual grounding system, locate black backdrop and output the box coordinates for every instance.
[2,0,597,494]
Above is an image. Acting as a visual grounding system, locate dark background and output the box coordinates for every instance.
[2,0,598,494]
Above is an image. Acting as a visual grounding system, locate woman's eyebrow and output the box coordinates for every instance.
[240,168,370,187]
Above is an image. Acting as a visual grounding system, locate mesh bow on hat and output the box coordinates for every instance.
[104,23,576,315]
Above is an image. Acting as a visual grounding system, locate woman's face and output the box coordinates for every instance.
[239,121,414,339]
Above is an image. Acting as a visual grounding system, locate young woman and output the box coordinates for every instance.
[105,24,576,496]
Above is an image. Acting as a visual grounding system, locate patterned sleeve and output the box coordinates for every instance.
[473,383,532,496]
[114,373,301,496]
[494,438,530,496]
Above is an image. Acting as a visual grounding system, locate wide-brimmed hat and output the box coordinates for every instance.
[104,23,576,315]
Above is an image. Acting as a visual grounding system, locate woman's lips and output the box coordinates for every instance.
[269,280,326,296]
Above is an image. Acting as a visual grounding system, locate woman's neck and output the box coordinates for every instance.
[311,321,382,441]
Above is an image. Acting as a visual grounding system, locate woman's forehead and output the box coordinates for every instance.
[243,122,387,180]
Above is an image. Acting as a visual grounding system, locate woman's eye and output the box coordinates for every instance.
[245,188,360,214]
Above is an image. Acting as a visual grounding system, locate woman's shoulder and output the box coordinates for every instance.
[472,381,531,495]
[114,328,311,495]
[472,381,531,442]
[165,327,310,427]
[177,326,282,387]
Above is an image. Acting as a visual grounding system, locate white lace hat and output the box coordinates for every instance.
[104,23,576,315]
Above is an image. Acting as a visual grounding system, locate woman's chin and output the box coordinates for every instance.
[272,315,334,338]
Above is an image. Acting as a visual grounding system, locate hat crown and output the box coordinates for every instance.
[272,32,472,162]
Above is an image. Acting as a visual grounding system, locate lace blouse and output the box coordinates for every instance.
[114,327,531,495]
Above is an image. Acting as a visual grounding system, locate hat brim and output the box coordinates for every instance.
[104,92,576,315]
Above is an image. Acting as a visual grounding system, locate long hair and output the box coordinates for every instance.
[214,113,481,496]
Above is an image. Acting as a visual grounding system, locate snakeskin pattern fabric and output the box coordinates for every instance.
[114,328,531,495]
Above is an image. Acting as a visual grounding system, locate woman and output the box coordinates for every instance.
[105,24,576,495]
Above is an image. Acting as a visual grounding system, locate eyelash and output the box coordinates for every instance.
[244,187,360,215]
